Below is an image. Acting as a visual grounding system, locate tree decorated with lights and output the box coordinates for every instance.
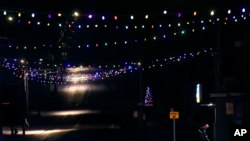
[144,86,153,107]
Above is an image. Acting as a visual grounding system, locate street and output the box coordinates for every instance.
[1,109,169,141]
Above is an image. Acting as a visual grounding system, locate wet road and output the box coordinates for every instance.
[1,109,170,141]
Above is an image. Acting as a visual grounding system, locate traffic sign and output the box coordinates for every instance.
[170,111,179,119]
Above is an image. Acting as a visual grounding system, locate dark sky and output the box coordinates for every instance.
[0,0,248,12]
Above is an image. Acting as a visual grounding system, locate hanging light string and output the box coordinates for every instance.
[1,47,213,85]
[0,6,249,49]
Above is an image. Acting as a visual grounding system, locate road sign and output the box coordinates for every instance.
[170,111,179,119]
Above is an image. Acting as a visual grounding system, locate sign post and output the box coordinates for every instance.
[170,111,179,141]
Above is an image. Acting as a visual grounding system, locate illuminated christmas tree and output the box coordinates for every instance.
[144,86,153,107]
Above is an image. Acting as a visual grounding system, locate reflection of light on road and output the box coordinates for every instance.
[2,125,120,136]
[61,84,88,94]
[30,109,100,117]
[58,84,107,95]
[41,128,76,135]
[57,83,107,104]
[2,128,76,135]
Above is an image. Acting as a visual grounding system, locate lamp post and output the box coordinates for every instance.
[200,103,216,141]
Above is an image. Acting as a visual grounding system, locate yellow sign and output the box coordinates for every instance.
[170,111,179,119]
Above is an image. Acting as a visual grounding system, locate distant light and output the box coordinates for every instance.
[242,8,246,13]
[208,103,215,107]
[47,23,50,26]
[57,13,62,17]
[88,14,93,19]
[31,13,35,18]
[181,30,186,35]
[20,59,25,64]
[193,11,197,16]
[3,11,7,15]
[7,16,13,21]
[37,21,40,25]
[130,15,134,20]
[227,9,231,14]
[114,16,118,20]
[145,14,149,19]
[163,10,167,15]
[177,12,182,17]
[58,23,62,27]
[18,12,22,17]
[101,16,105,20]
[48,14,52,19]
[73,11,79,17]
[210,10,215,16]
[196,83,202,103]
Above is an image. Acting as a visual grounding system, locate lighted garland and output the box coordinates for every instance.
[1,48,213,85]
[0,8,249,50]
[1,7,248,29]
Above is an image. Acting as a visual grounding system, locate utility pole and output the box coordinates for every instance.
[213,11,222,141]
[21,59,29,114]
[138,63,146,141]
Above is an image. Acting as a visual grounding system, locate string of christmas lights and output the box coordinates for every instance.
[0,7,249,49]
[1,7,248,28]
[1,48,213,85]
